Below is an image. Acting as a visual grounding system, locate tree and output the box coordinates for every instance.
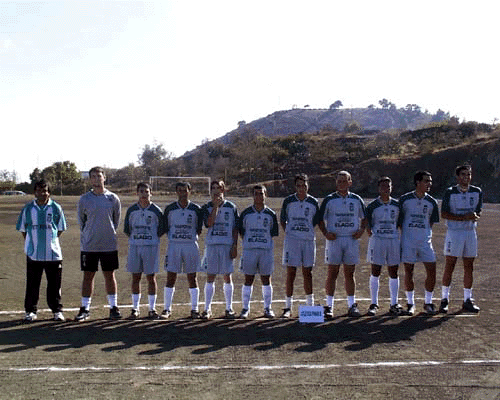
[28,161,83,195]
[138,143,173,176]
[329,100,343,110]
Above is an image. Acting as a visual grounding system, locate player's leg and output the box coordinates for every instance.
[261,274,274,318]
[240,274,255,318]
[368,264,382,315]
[187,273,200,318]
[302,266,314,305]
[404,263,416,315]
[423,261,437,314]
[462,257,480,312]
[325,264,340,315]
[223,273,234,317]
[344,264,360,317]
[24,258,44,320]
[44,261,63,319]
[440,256,457,313]
[145,274,158,317]
[387,264,402,313]
[164,271,177,314]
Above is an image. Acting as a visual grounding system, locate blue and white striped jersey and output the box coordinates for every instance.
[280,194,320,241]
[164,201,202,243]
[398,191,439,241]
[201,200,239,245]
[124,202,164,245]
[366,197,400,239]
[16,199,67,261]
[239,206,279,250]
[441,185,482,231]
[318,192,366,237]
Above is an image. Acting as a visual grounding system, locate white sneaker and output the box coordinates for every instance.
[24,312,37,322]
[53,312,65,321]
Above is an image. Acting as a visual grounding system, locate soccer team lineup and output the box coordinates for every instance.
[17,164,483,323]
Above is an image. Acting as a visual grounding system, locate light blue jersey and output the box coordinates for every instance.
[16,199,67,261]
[124,202,164,245]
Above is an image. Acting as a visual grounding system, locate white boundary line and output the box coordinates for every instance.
[5,359,500,372]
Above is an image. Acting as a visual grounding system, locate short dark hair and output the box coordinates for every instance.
[456,164,472,176]
[89,166,105,176]
[211,179,225,192]
[34,179,50,193]
[176,182,192,191]
[414,171,432,186]
[294,173,309,185]
[136,182,151,192]
[378,176,392,185]
[253,184,267,194]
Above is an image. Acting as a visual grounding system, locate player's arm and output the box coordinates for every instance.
[319,220,336,241]
[353,218,367,239]
[441,210,479,221]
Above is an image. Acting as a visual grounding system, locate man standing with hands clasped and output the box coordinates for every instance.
[439,164,482,313]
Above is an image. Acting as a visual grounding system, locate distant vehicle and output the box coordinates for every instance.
[2,190,27,196]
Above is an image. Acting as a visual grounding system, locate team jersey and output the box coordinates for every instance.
[398,191,439,241]
[239,205,279,250]
[441,185,482,231]
[164,201,202,243]
[16,199,67,261]
[366,197,400,239]
[78,189,121,252]
[318,192,366,237]
[123,202,164,245]
[280,194,320,241]
[201,199,238,245]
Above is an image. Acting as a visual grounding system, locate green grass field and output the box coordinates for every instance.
[1,194,500,399]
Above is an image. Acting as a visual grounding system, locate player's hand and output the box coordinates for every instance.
[352,229,364,239]
[325,232,336,241]
[214,194,224,207]
[470,212,480,221]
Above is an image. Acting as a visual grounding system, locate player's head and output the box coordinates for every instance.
[377,176,392,196]
[136,182,152,193]
[456,164,472,176]
[176,182,191,201]
[211,179,225,197]
[455,164,472,187]
[295,173,309,197]
[253,184,267,207]
[33,180,51,204]
[413,171,432,186]
[336,170,352,193]
[89,166,106,188]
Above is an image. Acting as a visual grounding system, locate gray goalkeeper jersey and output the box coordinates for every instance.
[78,189,121,252]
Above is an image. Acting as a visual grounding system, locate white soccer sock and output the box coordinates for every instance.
[464,288,472,301]
[370,275,380,305]
[389,277,399,306]
[262,284,273,309]
[164,286,175,311]
[425,290,433,304]
[148,294,157,311]
[326,295,334,309]
[131,293,141,310]
[223,282,234,311]
[189,287,199,311]
[107,294,117,308]
[406,290,415,305]
[442,285,450,300]
[204,282,215,311]
[347,295,355,308]
[81,297,91,310]
[285,296,293,310]
[242,285,253,310]
[306,294,314,306]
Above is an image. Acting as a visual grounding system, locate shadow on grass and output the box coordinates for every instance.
[0,310,459,355]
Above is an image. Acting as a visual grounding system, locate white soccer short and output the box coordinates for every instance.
[165,242,201,274]
[126,244,160,275]
[240,248,274,276]
[201,244,234,275]
[444,229,478,258]
[366,236,400,266]
[282,236,316,268]
[325,236,360,266]
[401,237,436,263]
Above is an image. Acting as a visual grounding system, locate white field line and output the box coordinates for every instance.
[0,297,449,315]
[5,359,500,373]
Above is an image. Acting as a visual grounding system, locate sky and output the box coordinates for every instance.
[1,0,499,182]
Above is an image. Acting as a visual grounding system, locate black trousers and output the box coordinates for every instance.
[24,257,63,313]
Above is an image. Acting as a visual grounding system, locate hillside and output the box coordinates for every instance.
[218,104,448,144]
